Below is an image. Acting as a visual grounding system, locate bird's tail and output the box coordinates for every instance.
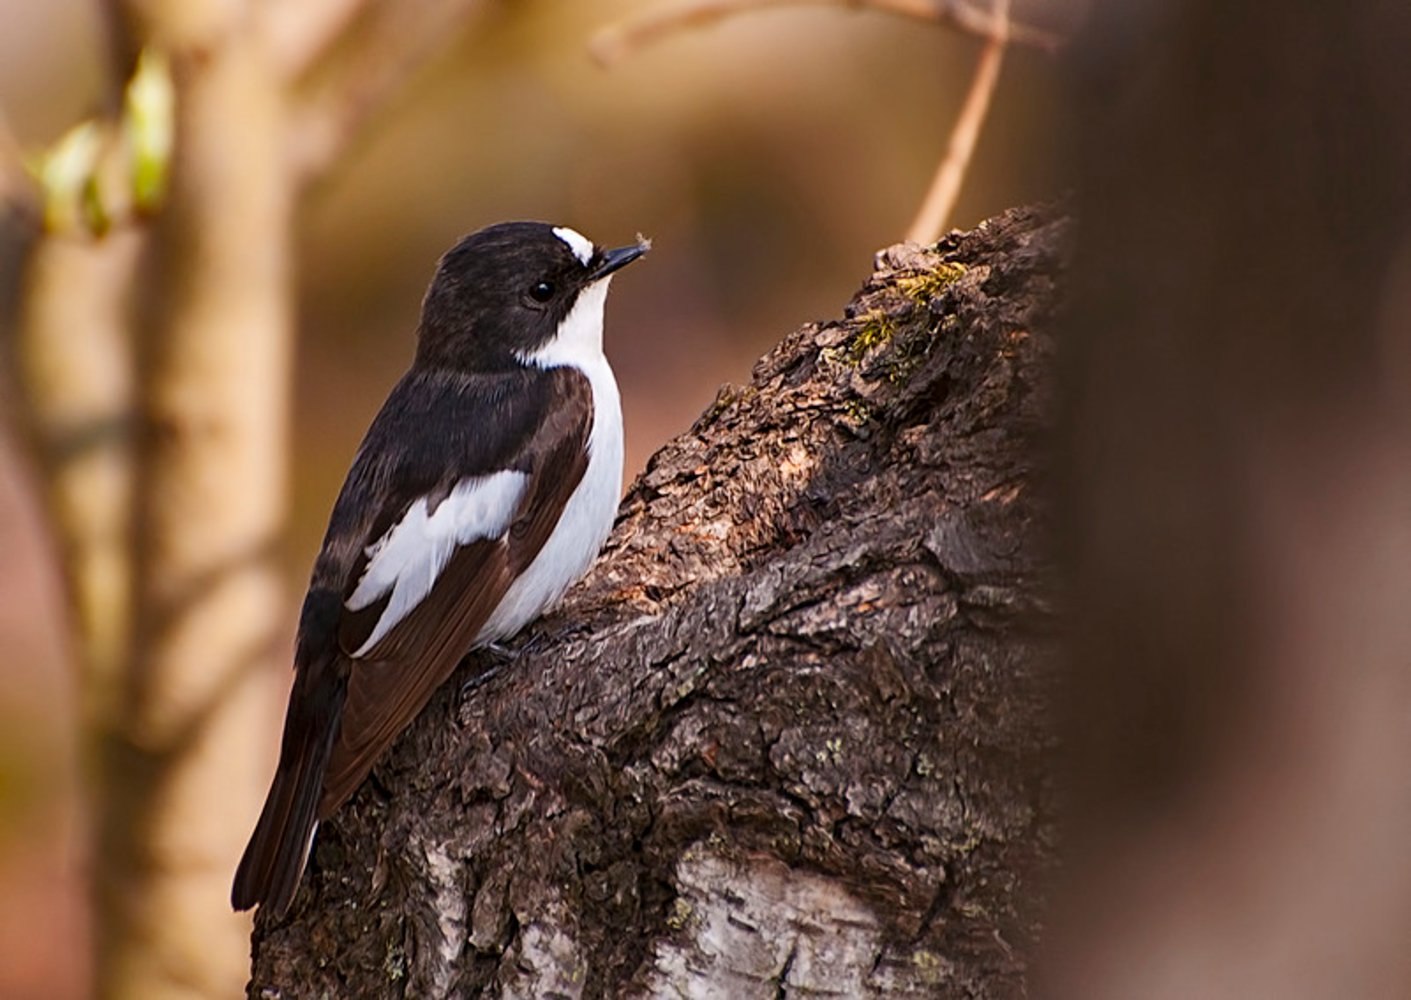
[231,675,344,915]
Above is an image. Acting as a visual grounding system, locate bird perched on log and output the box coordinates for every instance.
[232,221,648,914]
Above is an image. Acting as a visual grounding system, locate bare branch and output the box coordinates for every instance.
[285,0,489,186]
[904,0,1009,243]
[0,108,39,223]
[14,229,141,717]
[261,0,375,82]
[589,0,1061,68]
[96,0,143,113]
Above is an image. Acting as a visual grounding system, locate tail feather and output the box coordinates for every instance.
[232,673,344,915]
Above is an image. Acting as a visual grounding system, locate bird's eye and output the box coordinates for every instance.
[529,280,555,303]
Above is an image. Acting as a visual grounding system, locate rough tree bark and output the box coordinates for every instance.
[250,206,1066,998]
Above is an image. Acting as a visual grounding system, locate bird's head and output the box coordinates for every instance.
[415,221,649,371]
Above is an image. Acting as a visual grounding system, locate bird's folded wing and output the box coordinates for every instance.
[316,368,592,815]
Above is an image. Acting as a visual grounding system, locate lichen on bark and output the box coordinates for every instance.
[249,205,1067,999]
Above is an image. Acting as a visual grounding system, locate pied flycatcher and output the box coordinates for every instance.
[232,221,647,914]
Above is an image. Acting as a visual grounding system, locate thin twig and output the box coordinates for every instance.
[590,0,1060,67]
[262,0,376,82]
[0,107,39,225]
[904,0,1010,243]
[96,0,142,113]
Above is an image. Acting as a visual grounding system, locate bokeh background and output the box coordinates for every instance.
[0,1,1076,995]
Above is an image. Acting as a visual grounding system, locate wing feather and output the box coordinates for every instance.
[316,368,593,815]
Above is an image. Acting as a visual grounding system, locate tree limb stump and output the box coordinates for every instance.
[249,206,1066,998]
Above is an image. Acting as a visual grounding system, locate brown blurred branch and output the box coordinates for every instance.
[285,0,489,185]
[263,0,375,82]
[904,0,1009,243]
[5,8,169,766]
[13,230,140,733]
[589,0,1061,67]
[4,0,141,711]
[95,0,142,112]
[0,108,39,223]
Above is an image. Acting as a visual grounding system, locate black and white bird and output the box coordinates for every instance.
[232,221,647,914]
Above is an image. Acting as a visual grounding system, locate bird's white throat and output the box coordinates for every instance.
[483,276,623,642]
[518,276,612,371]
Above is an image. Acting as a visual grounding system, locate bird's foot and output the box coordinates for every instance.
[516,627,560,657]
[458,627,565,694]
[460,660,505,695]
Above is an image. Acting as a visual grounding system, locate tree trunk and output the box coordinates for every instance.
[98,6,293,997]
[249,205,1066,998]
[1042,2,1411,996]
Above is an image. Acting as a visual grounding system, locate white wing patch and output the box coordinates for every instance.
[346,470,529,656]
[552,226,595,266]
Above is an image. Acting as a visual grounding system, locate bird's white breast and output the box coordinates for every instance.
[478,277,624,642]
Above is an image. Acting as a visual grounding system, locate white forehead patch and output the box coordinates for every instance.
[553,226,595,266]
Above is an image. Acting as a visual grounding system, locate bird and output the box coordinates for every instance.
[232,221,648,915]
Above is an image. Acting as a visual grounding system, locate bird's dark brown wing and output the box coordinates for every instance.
[316,372,592,815]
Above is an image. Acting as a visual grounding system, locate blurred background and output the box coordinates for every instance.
[0,1,1075,996]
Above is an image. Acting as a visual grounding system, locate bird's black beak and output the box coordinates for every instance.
[588,240,649,281]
